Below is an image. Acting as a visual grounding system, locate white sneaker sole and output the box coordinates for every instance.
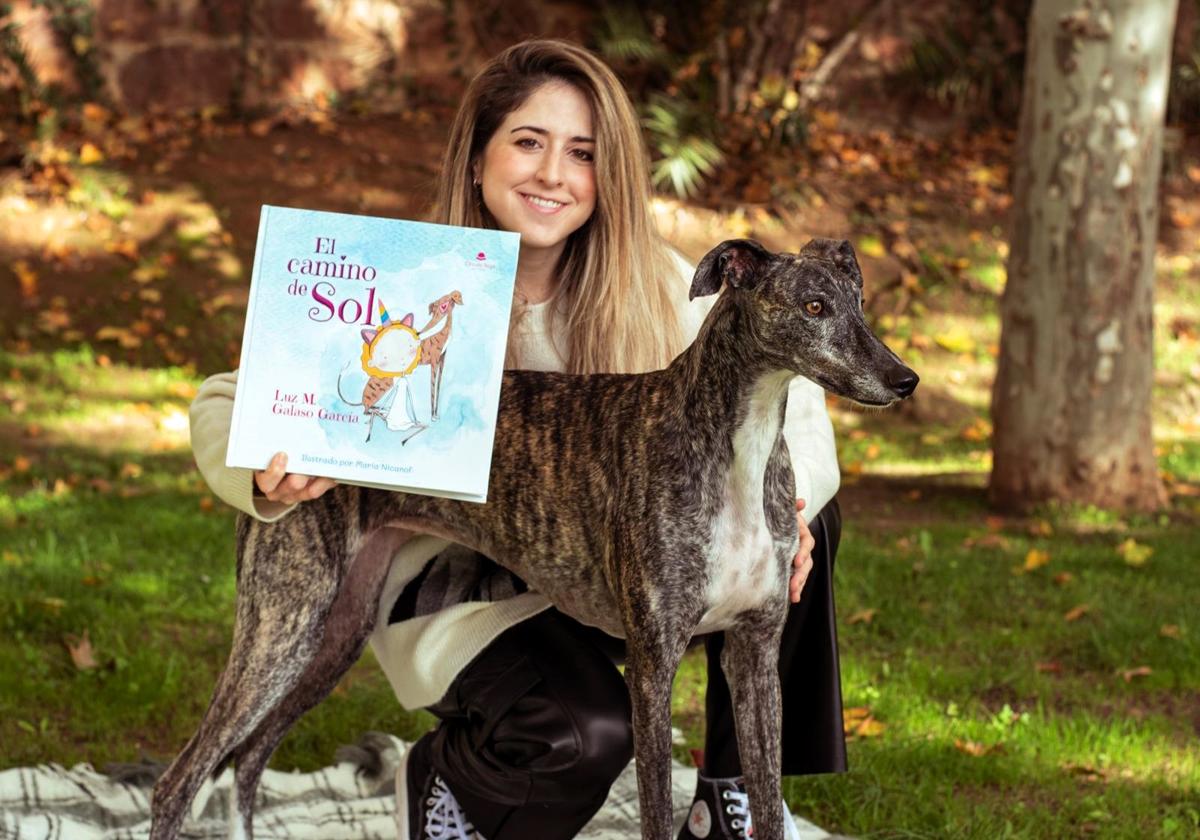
[395,748,412,840]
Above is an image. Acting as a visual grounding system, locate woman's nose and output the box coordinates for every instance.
[537,153,563,186]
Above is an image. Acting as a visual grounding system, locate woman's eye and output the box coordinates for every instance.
[516,137,539,150]
[571,148,595,163]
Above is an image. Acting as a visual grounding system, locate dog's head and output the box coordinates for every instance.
[690,238,918,407]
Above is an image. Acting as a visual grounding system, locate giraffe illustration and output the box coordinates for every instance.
[415,290,463,421]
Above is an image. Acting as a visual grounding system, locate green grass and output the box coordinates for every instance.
[0,349,429,770]
[789,516,1200,838]
[3,334,1198,838]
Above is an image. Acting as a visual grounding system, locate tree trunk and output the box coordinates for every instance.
[990,0,1176,512]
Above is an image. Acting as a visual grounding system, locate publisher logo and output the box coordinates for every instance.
[466,249,495,270]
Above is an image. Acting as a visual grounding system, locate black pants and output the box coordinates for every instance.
[421,499,845,840]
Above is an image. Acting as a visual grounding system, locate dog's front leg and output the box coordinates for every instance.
[625,640,685,840]
[721,606,787,840]
[622,575,699,840]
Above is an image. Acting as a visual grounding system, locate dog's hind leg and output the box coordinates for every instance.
[721,607,787,840]
[150,506,369,840]
[227,527,405,837]
[149,593,330,839]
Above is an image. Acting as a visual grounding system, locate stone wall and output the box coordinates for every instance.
[4,0,591,114]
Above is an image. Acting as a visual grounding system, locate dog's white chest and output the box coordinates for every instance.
[695,373,792,634]
[696,503,778,633]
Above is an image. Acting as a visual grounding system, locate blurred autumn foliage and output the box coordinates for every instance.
[2,0,1197,198]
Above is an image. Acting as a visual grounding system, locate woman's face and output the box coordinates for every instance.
[476,81,598,257]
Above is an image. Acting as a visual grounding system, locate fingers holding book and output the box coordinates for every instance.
[254,452,338,504]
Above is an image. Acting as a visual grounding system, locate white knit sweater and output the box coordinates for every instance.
[188,257,841,709]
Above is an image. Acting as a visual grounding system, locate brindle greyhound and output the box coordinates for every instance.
[150,238,917,840]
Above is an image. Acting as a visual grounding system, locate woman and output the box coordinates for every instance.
[190,39,845,840]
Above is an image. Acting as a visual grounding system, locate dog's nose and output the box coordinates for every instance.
[887,369,919,398]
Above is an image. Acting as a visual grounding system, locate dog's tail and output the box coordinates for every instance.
[337,362,364,406]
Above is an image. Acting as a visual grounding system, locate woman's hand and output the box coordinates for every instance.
[789,498,816,603]
[254,452,338,504]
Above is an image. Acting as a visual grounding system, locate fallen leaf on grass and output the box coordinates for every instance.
[1022,549,1050,572]
[105,239,140,262]
[853,717,886,737]
[131,262,167,284]
[842,707,886,738]
[843,706,870,727]
[79,142,104,165]
[202,291,243,316]
[199,496,214,512]
[1160,624,1182,639]
[165,381,197,400]
[1121,666,1152,682]
[964,533,1009,550]
[119,462,143,479]
[95,326,142,348]
[954,738,1001,757]
[82,102,110,123]
[1036,661,1062,673]
[1027,519,1053,537]
[1115,538,1153,567]
[64,630,98,670]
[13,455,32,473]
[856,236,886,259]
[847,608,877,625]
[14,260,38,300]
[1053,572,1075,586]
[2,550,23,567]
[1064,604,1091,622]
[960,417,991,441]
[37,309,71,333]
[935,330,976,354]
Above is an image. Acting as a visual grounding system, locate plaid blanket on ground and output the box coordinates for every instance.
[0,735,833,839]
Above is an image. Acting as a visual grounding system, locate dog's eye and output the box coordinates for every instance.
[804,301,823,316]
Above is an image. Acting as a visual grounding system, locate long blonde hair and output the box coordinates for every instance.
[428,39,683,374]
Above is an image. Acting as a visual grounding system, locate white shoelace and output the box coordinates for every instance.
[722,787,751,838]
[424,775,479,840]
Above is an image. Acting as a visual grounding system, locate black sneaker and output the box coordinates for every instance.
[678,773,752,840]
[678,772,802,840]
[395,732,482,839]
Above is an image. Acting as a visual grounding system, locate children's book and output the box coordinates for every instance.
[226,205,520,503]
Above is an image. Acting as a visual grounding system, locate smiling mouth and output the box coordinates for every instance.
[520,193,567,212]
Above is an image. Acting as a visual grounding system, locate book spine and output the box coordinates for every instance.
[226,205,275,467]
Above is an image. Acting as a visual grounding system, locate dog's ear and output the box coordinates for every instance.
[800,238,864,287]
[689,239,772,300]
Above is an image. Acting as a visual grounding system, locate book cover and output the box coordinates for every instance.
[226,205,520,502]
